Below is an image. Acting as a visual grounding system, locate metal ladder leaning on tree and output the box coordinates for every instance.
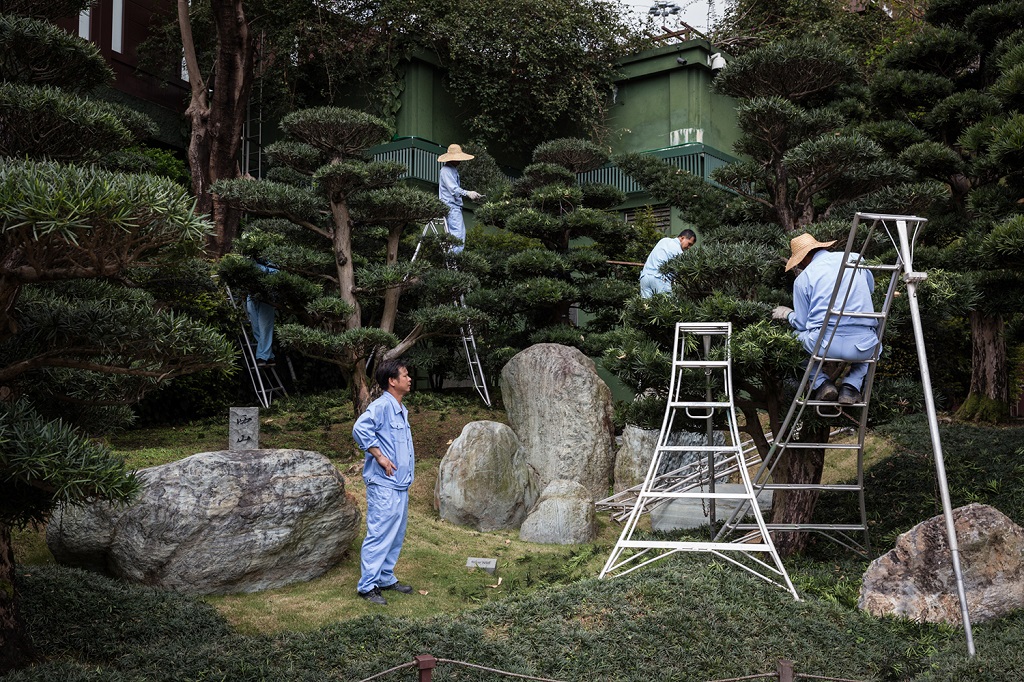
[225,286,287,409]
[410,217,491,407]
[599,322,799,599]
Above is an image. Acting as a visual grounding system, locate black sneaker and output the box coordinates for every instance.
[811,380,839,402]
[381,581,413,594]
[255,358,276,368]
[358,587,387,605]
[838,384,862,405]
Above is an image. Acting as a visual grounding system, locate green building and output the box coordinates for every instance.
[369,39,740,232]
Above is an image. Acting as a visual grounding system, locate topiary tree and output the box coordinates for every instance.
[0,3,234,671]
[214,106,476,412]
[863,1,1024,422]
[465,138,642,366]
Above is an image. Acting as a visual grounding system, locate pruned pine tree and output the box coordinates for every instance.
[214,107,474,412]
[467,138,638,366]
[0,3,234,672]
[864,0,1024,422]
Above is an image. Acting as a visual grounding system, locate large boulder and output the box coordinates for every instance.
[613,425,727,493]
[519,480,596,545]
[500,343,615,500]
[859,503,1024,624]
[435,421,534,531]
[47,449,361,595]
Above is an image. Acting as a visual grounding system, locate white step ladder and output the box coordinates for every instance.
[225,286,287,409]
[411,218,491,407]
[599,322,798,598]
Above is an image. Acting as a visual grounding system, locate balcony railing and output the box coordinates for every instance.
[370,138,737,194]
[577,143,737,194]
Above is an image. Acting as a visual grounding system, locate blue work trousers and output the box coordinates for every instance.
[640,274,671,298]
[798,326,879,391]
[246,298,276,361]
[358,484,409,593]
[443,206,466,253]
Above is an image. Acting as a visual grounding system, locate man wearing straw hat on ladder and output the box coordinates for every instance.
[438,144,483,253]
[772,233,880,405]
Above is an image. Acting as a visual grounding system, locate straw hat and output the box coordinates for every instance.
[785,233,836,271]
[438,144,474,163]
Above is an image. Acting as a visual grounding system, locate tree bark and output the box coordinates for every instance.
[0,522,35,674]
[769,422,829,556]
[956,310,1008,423]
[178,0,254,256]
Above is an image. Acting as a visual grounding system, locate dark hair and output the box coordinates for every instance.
[375,358,409,390]
[680,229,697,242]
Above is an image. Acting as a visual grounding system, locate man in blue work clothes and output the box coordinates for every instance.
[639,229,697,298]
[772,233,880,405]
[438,143,482,253]
[246,260,277,367]
[352,358,416,605]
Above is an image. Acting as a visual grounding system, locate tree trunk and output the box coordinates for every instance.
[179,0,254,257]
[0,522,34,674]
[955,310,1008,423]
[379,225,404,334]
[769,423,829,556]
[330,202,361,331]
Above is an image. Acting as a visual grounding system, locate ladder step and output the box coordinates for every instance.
[638,491,758,500]
[809,354,876,364]
[667,401,731,408]
[828,310,885,319]
[734,523,865,531]
[760,483,861,491]
[655,445,742,453]
[775,442,861,450]
[619,540,773,551]
[674,360,730,368]
[861,263,902,272]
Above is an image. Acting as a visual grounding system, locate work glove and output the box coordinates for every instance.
[465,191,482,201]
[772,305,794,322]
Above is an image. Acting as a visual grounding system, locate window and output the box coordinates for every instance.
[78,8,91,40]
[111,0,124,53]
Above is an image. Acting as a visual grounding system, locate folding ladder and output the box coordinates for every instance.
[410,218,491,406]
[225,286,287,409]
[599,322,798,598]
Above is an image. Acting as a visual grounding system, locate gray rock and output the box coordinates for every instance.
[519,479,596,545]
[47,449,360,595]
[859,503,1024,624]
[613,424,726,493]
[435,421,534,531]
[500,344,615,501]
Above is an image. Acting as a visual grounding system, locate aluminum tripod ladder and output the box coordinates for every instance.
[717,212,975,654]
[226,286,287,409]
[716,213,912,555]
[410,218,491,406]
[599,322,798,598]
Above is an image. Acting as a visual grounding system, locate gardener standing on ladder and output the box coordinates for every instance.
[438,144,482,253]
[772,234,879,404]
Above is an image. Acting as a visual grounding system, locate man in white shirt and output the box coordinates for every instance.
[639,229,697,298]
[773,234,880,405]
